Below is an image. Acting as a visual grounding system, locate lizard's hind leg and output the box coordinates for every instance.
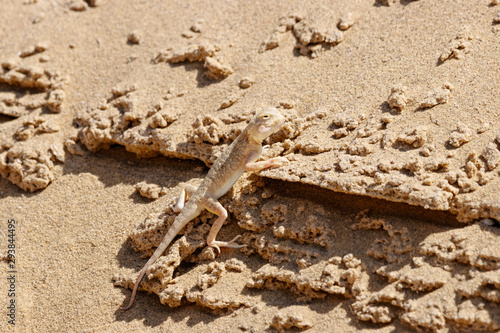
[173,184,197,213]
[201,195,245,254]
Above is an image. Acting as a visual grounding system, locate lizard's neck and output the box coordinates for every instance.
[244,128,264,145]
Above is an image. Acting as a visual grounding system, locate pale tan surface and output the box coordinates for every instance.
[1,0,499,332]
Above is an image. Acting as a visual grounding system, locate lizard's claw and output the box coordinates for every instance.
[212,244,221,255]
[227,234,244,246]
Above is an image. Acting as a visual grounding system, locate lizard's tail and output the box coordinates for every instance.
[120,268,147,311]
[120,205,200,310]
[120,221,187,310]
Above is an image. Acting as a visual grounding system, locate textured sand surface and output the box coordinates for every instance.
[1,0,499,332]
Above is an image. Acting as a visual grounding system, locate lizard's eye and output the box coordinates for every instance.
[262,114,270,119]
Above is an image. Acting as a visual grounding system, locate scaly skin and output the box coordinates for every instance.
[121,107,287,310]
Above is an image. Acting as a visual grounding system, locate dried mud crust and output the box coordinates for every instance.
[76,82,500,223]
[0,59,65,116]
[0,56,67,191]
[260,14,345,58]
[150,17,233,80]
[260,83,500,223]
[74,86,315,165]
[153,42,233,80]
[116,175,500,332]
[352,221,500,332]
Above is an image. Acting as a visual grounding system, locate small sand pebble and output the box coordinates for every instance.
[494,11,500,23]
[68,0,88,11]
[387,85,407,110]
[31,13,45,24]
[126,55,138,63]
[127,31,142,44]
[477,121,490,134]
[279,101,294,109]
[220,94,238,109]
[190,19,204,33]
[239,77,254,89]
[338,12,355,30]
[19,42,48,58]
[181,31,196,39]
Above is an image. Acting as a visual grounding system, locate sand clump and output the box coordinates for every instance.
[387,85,408,111]
[0,53,67,191]
[418,83,453,109]
[153,43,234,80]
[260,14,345,58]
[270,313,312,332]
[439,29,473,63]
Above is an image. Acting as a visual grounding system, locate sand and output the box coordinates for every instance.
[1,0,499,332]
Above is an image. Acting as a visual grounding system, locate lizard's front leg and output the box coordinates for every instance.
[173,184,197,213]
[201,195,244,254]
[243,156,288,172]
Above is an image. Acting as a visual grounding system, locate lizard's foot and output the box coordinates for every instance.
[208,235,246,254]
[267,156,289,168]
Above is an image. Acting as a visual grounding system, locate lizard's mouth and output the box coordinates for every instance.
[274,116,286,130]
[258,117,284,135]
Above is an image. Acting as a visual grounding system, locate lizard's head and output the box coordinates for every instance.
[247,107,286,143]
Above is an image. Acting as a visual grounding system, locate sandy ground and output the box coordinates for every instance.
[1,0,500,332]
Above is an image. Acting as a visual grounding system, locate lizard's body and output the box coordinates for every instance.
[122,108,287,310]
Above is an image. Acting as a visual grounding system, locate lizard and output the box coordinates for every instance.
[121,107,288,310]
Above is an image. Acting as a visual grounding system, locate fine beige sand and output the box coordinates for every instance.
[1,0,500,332]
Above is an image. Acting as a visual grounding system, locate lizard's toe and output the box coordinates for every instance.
[270,156,289,167]
[208,236,245,251]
